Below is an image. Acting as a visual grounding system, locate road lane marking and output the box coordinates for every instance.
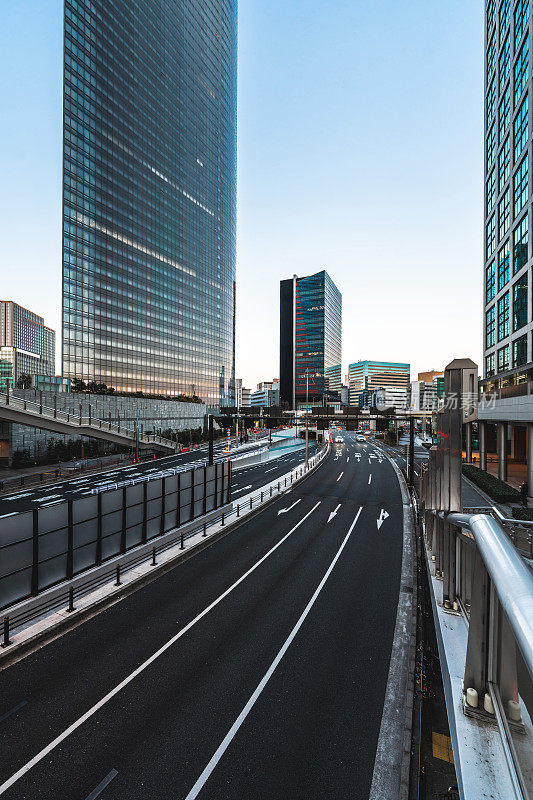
[368,474,372,484]
[277,499,301,516]
[377,509,390,530]
[0,501,322,797]
[0,701,27,724]
[183,505,364,800]
[347,456,349,463]
[336,471,344,482]
[233,485,252,495]
[84,769,118,800]
[327,503,341,523]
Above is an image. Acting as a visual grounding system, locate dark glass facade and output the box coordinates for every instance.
[279,270,342,408]
[62,0,237,407]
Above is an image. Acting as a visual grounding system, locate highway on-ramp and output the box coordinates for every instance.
[0,433,405,799]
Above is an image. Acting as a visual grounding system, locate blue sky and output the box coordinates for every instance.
[0,0,483,390]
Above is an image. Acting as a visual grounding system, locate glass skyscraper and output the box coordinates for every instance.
[483,0,530,385]
[280,270,342,408]
[0,301,55,391]
[62,0,237,407]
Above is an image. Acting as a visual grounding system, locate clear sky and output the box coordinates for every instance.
[0,0,483,391]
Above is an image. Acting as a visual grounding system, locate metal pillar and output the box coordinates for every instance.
[498,421,508,482]
[208,415,214,466]
[408,417,414,486]
[465,421,472,463]
[479,420,487,471]
[527,422,533,506]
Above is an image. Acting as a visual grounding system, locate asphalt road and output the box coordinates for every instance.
[0,433,285,515]
[0,432,404,799]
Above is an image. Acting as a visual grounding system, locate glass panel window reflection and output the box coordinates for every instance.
[498,241,510,290]
[499,84,511,141]
[514,95,528,161]
[498,292,510,341]
[487,168,496,214]
[486,261,495,303]
[499,136,510,191]
[486,305,496,348]
[486,352,496,377]
[499,0,510,39]
[499,32,511,91]
[515,0,529,46]
[513,334,528,367]
[499,188,510,239]
[513,214,529,273]
[515,38,529,103]
[514,157,528,217]
[487,214,496,258]
[498,344,510,372]
[513,271,528,330]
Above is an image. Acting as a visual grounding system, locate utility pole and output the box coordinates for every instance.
[208,415,214,466]
[135,405,139,462]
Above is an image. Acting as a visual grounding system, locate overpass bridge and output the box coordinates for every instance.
[0,391,177,453]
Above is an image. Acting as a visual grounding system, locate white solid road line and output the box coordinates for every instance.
[368,474,372,484]
[336,471,344,482]
[233,485,252,495]
[0,500,322,797]
[183,505,364,800]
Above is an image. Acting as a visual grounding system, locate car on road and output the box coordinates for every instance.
[335,436,344,443]
[356,434,366,442]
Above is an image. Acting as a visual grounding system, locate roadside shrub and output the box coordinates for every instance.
[462,463,520,502]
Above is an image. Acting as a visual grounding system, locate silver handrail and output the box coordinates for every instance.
[448,511,533,681]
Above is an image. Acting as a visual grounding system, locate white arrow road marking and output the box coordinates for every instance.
[377,509,390,530]
[277,498,301,515]
[328,503,341,523]
[368,474,372,484]
[347,456,350,463]
[336,471,344,482]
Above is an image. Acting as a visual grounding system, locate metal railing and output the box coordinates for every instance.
[1,444,328,648]
[420,456,533,799]
[0,391,177,450]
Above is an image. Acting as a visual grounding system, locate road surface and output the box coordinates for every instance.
[0,433,404,799]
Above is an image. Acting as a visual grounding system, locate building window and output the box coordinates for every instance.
[498,292,510,340]
[488,0,496,31]
[486,304,496,348]
[498,241,510,290]
[498,344,510,372]
[487,214,496,258]
[499,188,510,239]
[487,123,496,169]
[513,214,529,273]
[513,334,528,367]
[515,0,529,46]
[499,136,510,191]
[500,0,511,39]
[514,156,528,217]
[486,352,496,377]
[488,78,497,123]
[514,95,528,161]
[499,32,511,91]
[487,168,496,214]
[487,30,496,76]
[486,261,496,303]
[499,84,511,141]
[513,271,528,331]
[515,38,529,103]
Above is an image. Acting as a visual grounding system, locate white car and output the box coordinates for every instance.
[335,436,344,443]
[356,434,366,442]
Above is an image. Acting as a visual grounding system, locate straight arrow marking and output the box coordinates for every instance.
[277,498,301,516]
[328,503,341,523]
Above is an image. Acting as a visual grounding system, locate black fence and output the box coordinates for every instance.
[0,461,231,610]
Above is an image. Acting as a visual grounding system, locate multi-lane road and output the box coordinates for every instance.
[0,433,307,515]
[0,433,405,799]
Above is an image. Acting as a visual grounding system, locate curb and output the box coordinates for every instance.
[0,444,330,671]
[369,448,417,800]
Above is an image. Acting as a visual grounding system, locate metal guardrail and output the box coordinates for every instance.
[1,444,328,647]
[420,454,533,799]
[0,391,177,450]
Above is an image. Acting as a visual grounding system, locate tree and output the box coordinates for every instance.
[72,378,87,393]
[16,373,32,389]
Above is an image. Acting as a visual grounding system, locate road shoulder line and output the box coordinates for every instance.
[369,449,416,800]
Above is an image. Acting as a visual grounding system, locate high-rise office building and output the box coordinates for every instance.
[348,361,410,410]
[279,270,342,409]
[483,0,530,383]
[62,0,237,407]
[0,301,55,391]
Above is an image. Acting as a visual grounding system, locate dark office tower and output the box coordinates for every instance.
[280,270,342,409]
[62,0,237,407]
